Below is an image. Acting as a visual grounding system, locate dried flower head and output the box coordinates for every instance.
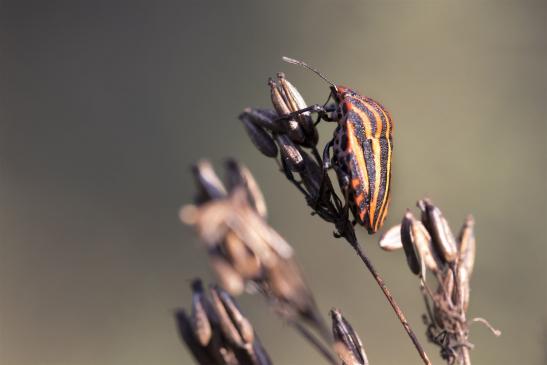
[379,198,500,364]
[181,159,325,332]
[176,279,271,365]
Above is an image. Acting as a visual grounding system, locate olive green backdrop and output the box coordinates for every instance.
[1,1,545,364]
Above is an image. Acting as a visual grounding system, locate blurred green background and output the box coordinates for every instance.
[1,1,545,364]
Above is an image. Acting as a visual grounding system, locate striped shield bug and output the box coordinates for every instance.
[281,57,394,234]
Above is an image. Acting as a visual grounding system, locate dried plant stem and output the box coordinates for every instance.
[461,341,471,365]
[345,229,432,365]
[290,321,338,365]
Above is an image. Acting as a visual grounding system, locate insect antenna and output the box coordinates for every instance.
[282,56,337,89]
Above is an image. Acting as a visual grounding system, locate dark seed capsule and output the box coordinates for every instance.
[401,210,421,275]
[210,285,254,348]
[411,220,444,274]
[239,107,281,132]
[331,308,369,365]
[239,111,279,158]
[225,159,268,218]
[190,279,213,346]
[275,134,305,172]
[417,199,458,263]
[298,149,323,199]
[192,160,227,203]
[174,309,217,364]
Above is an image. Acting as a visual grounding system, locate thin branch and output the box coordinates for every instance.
[283,147,433,364]
[345,229,432,365]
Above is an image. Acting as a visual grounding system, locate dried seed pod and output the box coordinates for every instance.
[331,308,369,365]
[275,134,305,172]
[225,159,268,218]
[378,224,402,251]
[401,211,421,275]
[438,268,455,307]
[239,111,279,158]
[458,266,471,311]
[266,258,317,320]
[417,199,458,263]
[210,255,245,296]
[458,215,476,276]
[190,280,213,346]
[411,220,444,274]
[192,160,227,202]
[224,231,262,280]
[239,108,281,132]
[269,78,291,116]
[223,191,293,264]
[269,78,306,144]
[177,281,272,365]
[174,309,217,364]
[181,200,231,247]
[298,148,324,199]
[277,72,318,146]
[210,285,254,348]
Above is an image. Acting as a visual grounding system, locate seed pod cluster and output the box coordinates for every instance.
[181,159,323,328]
[239,72,345,232]
[176,279,272,365]
[378,198,478,364]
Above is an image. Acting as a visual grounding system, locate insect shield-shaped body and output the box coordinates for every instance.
[331,85,394,234]
[283,57,394,234]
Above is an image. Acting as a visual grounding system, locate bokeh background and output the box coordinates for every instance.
[1,1,545,364]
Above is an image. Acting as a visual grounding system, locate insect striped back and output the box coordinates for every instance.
[281,57,394,234]
[337,87,394,234]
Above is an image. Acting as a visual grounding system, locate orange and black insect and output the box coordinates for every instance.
[283,57,394,234]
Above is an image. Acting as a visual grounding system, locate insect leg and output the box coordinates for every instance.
[339,173,351,221]
[275,103,337,125]
[332,171,352,238]
[322,138,333,170]
[309,139,334,212]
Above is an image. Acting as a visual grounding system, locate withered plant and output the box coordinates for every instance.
[176,59,498,364]
[379,199,500,364]
[175,279,272,365]
[180,160,338,364]
[238,65,430,364]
